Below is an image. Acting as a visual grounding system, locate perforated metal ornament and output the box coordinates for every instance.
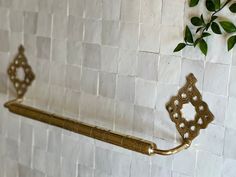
[7,45,35,98]
[166,73,214,141]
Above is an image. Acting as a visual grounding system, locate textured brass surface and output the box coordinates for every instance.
[7,45,35,98]
[166,73,214,141]
[4,45,214,156]
[4,100,157,155]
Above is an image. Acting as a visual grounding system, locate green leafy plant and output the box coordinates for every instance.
[174,0,236,55]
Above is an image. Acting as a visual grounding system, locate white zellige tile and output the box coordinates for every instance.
[137,52,158,81]
[118,49,137,76]
[206,35,232,65]
[9,10,23,32]
[85,0,102,19]
[158,55,181,84]
[229,66,236,98]
[180,59,204,89]
[196,151,223,177]
[115,101,134,135]
[140,0,162,24]
[120,23,139,50]
[130,155,150,177]
[194,124,225,156]
[121,0,140,23]
[162,0,184,26]
[224,128,236,160]
[116,75,135,103]
[173,148,196,176]
[69,0,84,17]
[102,0,121,21]
[84,19,102,44]
[203,92,227,126]
[37,12,52,37]
[203,62,230,96]
[135,79,157,108]
[160,25,183,56]
[225,98,236,130]
[222,158,236,177]
[101,46,119,73]
[139,23,160,53]
[78,165,94,177]
[102,21,120,47]
[99,71,116,99]
[0,30,9,52]
[0,7,9,30]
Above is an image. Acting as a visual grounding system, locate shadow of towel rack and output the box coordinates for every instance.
[3,45,214,156]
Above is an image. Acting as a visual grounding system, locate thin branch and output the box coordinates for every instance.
[212,0,232,16]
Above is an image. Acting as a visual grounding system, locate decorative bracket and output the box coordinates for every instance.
[3,45,214,156]
[166,74,214,142]
[7,45,35,98]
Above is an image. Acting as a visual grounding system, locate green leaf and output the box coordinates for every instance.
[213,0,220,10]
[211,22,222,34]
[229,3,236,13]
[174,43,186,52]
[211,15,218,21]
[191,17,203,26]
[199,39,208,55]
[196,27,203,33]
[219,21,236,33]
[202,32,211,37]
[206,0,215,11]
[184,26,194,43]
[227,35,236,51]
[206,23,211,30]
[200,14,205,24]
[189,0,199,7]
[194,38,202,47]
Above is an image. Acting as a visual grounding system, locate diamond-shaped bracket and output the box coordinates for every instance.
[166,73,214,142]
[7,45,35,99]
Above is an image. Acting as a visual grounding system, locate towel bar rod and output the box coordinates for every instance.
[4,99,191,155]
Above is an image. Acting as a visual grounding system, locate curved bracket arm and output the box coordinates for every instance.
[153,140,191,156]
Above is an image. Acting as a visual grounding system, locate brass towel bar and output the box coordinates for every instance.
[4,99,190,155]
[3,45,214,156]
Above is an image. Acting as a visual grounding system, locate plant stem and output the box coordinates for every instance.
[212,0,232,16]
[186,43,194,46]
[199,0,232,39]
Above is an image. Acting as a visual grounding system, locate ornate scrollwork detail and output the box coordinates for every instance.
[166,73,214,141]
[7,45,35,98]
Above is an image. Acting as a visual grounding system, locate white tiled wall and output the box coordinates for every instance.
[0,0,235,177]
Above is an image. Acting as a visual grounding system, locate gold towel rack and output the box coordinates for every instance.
[3,45,214,156]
